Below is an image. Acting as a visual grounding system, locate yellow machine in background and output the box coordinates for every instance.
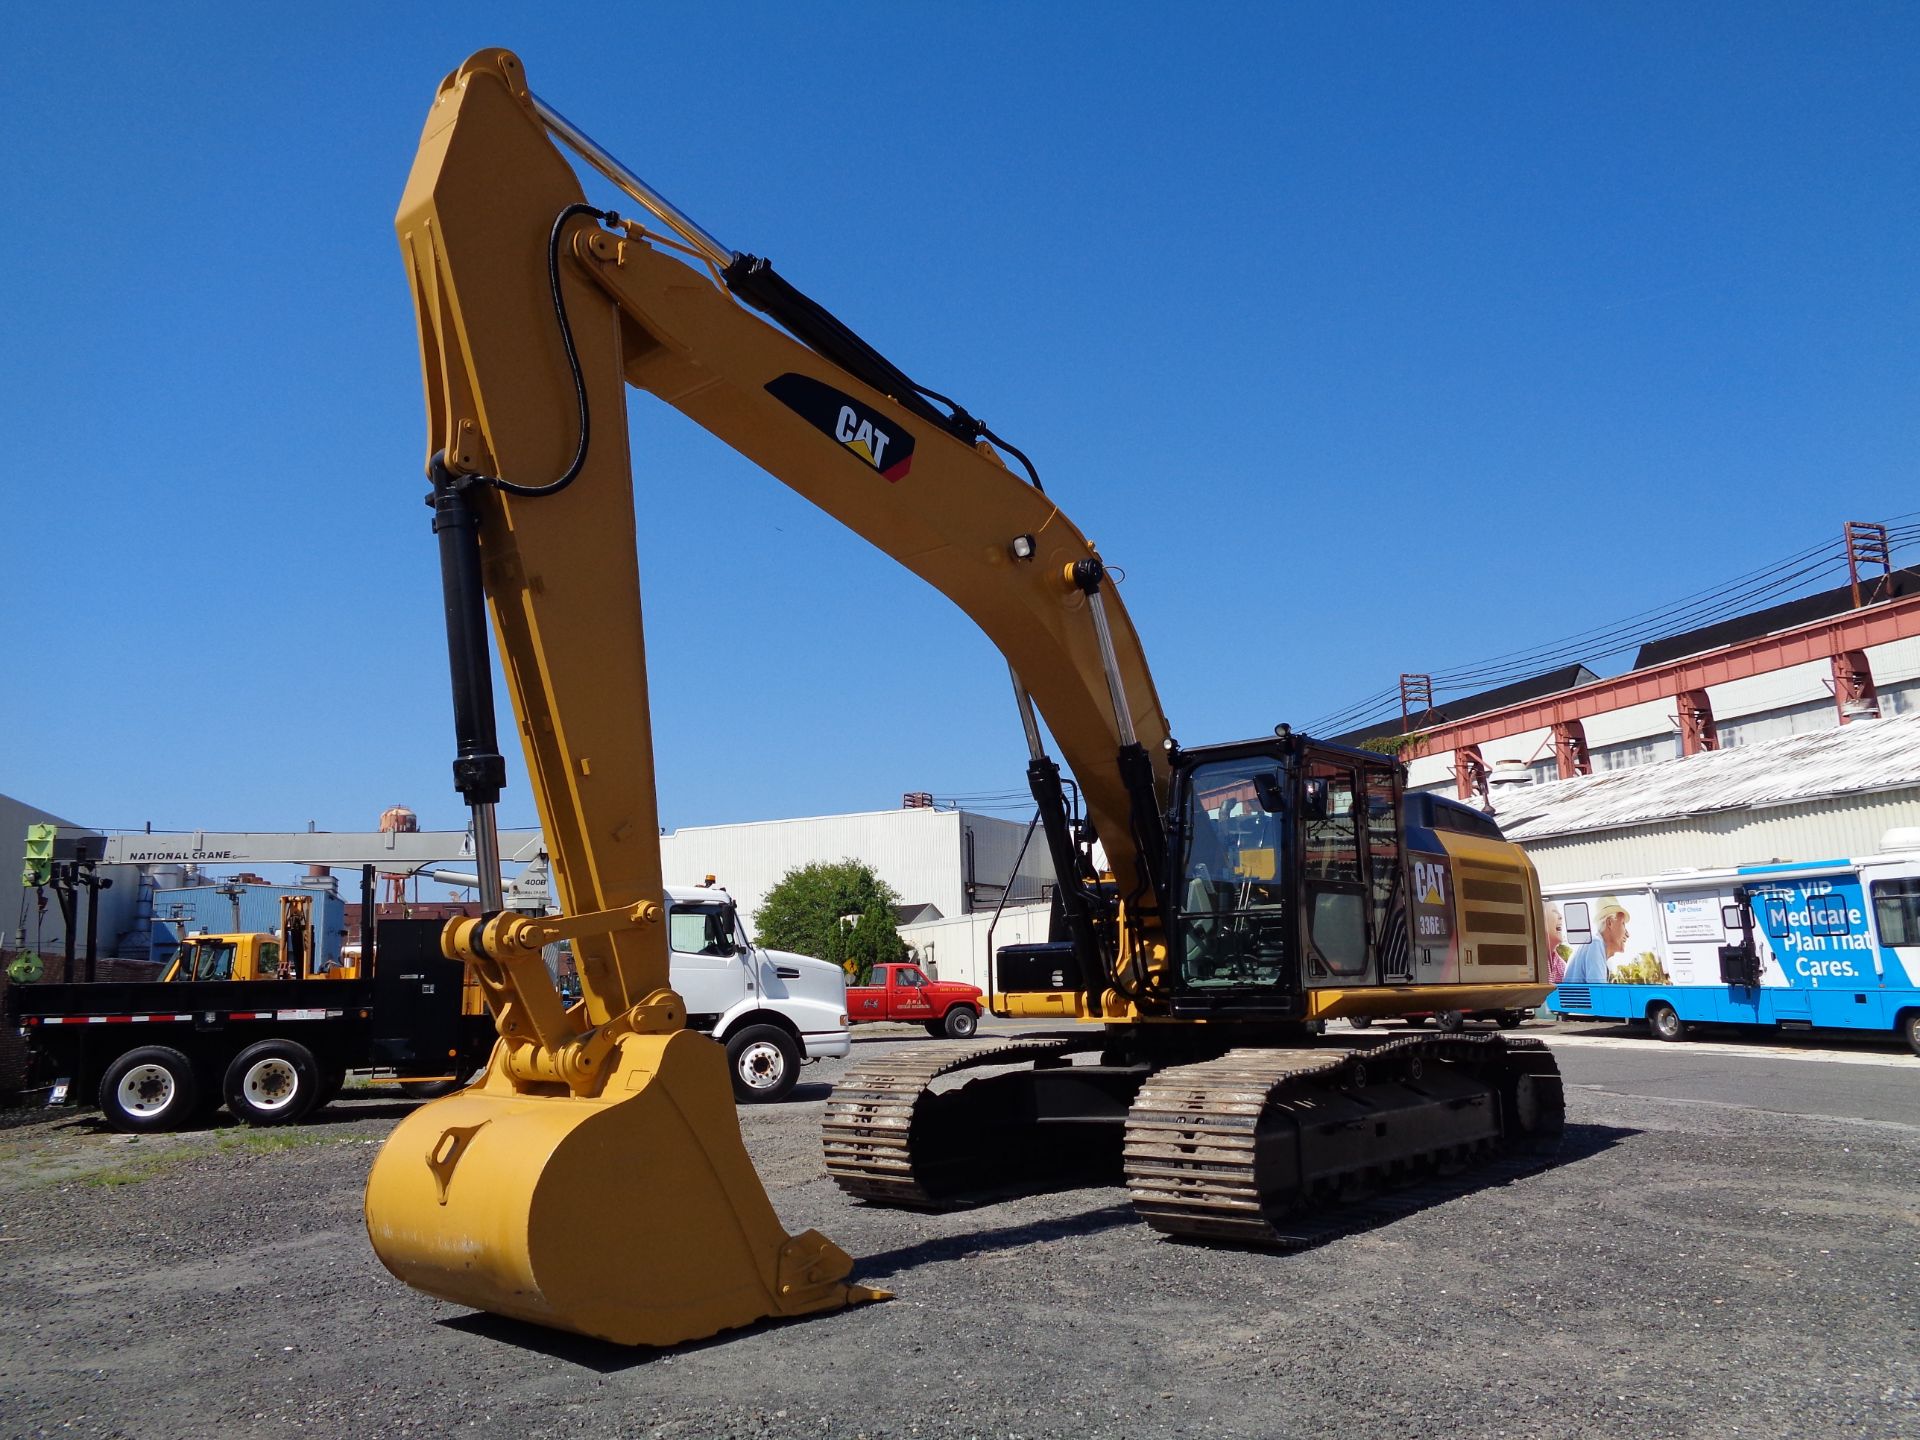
[160,895,358,982]
[366,50,1561,1347]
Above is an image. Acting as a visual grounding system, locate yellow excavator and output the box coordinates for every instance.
[366,49,1562,1347]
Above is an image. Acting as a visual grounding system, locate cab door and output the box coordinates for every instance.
[889,964,936,1019]
[1298,754,1376,988]
[667,903,748,1021]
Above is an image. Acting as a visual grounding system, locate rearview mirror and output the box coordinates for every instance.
[1254,773,1286,813]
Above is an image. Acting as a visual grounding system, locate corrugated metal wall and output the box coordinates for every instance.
[1520,789,1920,886]
[2,794,144,957]
[898,902,1053,989]
[150,883,347,967]
[662,809,1057,933]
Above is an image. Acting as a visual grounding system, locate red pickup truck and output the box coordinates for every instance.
[846,963,982,1038]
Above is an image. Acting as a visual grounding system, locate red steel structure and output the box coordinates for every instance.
[1423,588,1920,799]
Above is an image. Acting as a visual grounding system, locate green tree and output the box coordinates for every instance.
[753,859,907,985]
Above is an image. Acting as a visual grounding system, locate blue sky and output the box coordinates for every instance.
[3,3,1915,841]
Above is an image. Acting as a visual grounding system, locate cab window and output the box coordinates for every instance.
[668,906,736,957]
[1872,878,1920,946]
[192,942,237,981]
[892,966,926,987]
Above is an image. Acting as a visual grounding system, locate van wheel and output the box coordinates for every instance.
[99,1046,200,1133]
[1648,1001,1687,1042]
[942,1005,979,1039]
[1495,1011,1523,1030]
[1899,1011,1919,1057]
[224,1040,320,1126]
[726,1025,799,1103]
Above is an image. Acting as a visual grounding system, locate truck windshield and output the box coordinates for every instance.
[1176,755,1291,991]
[189,942,238,982]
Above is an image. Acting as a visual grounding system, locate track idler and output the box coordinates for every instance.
[367,1028,885,1346]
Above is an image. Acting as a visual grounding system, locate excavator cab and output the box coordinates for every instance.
[1166,738,1405,1015]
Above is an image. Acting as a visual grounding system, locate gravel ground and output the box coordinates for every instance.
[0,1044,1915,1440]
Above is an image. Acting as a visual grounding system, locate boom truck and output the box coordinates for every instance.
[364,50,1565,1348]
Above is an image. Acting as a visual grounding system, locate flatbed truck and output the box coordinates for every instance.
[9,918,494,1131]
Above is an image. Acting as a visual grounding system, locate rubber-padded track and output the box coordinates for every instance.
[823,1036,1104,1205]
[1123,1032,1564,1245]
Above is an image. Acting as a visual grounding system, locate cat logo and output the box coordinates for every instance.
[764,372,917,482]
[1414,860,1448,907]
[833,406,893,470]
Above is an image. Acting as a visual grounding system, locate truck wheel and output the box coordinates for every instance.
[1495,1011,1523,1030]
[1435,1009,1466,1033]
[98,1046,200,1134]
[1648,1001,1688,1042]
[224,1040,320,1126]
[312,1067,348,1112]
[942,1005,979,1039]
[726,1025,799,1103]
[1347,1015,1374,1030]
[1903,1012,1920,1057]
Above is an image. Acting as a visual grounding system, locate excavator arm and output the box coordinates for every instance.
[403,50,1173,991]
[367,47,1171,1348]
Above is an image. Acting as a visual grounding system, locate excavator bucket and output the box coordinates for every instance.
[365,1027,885,1347]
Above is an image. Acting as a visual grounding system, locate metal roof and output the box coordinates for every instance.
[1632,566,1920,668]
[1488,712,1920,843]
[1329,663,1599,747]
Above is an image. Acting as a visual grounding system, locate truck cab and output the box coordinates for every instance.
[161,932,279,983]
[664,884,850,1102]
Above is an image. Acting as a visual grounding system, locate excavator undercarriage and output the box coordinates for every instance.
[826,1032,1564,1242]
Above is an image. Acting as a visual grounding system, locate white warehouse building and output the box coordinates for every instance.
[1486,712,1920,887]
[660,806,1054,944]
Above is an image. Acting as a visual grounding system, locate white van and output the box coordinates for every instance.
[665,884,850,1102]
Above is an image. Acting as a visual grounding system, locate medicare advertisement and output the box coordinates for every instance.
[1548,871,1917,991]
[1744,873,1912,988]
[1543,891,1667,986]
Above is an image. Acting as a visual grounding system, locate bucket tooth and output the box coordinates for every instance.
[366,1027,885,1347]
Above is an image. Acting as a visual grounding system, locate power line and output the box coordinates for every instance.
[1307,512,1914,735]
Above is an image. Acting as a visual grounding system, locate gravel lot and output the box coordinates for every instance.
[1,1037,1915,1440]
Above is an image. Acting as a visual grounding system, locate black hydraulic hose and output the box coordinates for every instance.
[441,201,618,501]
[421,202,617,810]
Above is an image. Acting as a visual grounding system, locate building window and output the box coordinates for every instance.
[1528,759,1559,785]
[1590,736,1676,772]
[1878,681,1920,718]
[1718,700,1841,749]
